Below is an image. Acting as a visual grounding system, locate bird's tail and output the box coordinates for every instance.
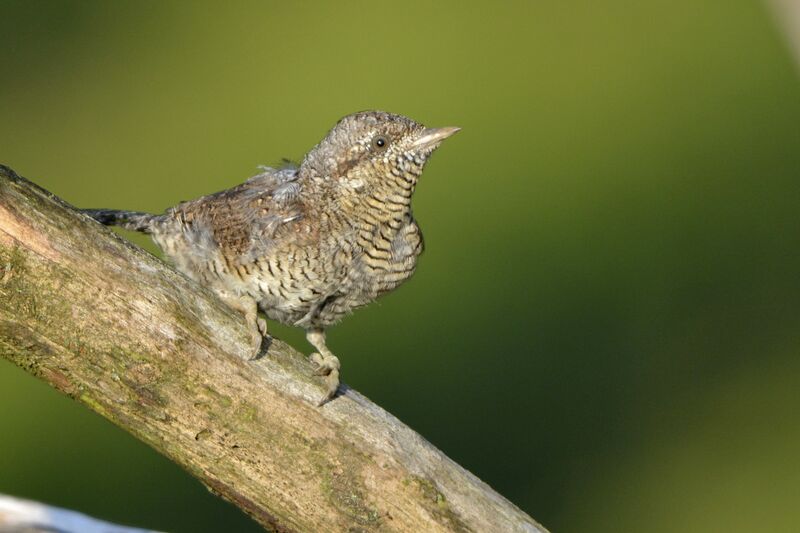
[81,209,158,234]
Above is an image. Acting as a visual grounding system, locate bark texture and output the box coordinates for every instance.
[0,165,546,533]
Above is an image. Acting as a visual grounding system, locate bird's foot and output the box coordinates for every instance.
[309,352,340,406]
[247,318,269,360]
[248,332,263,360]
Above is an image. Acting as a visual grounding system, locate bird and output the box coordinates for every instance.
[82,110,459,405]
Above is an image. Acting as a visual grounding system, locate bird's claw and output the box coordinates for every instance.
[316,368,340,406]
[309,352,340,405]
[247,320,269,360]
[248,333,264,360]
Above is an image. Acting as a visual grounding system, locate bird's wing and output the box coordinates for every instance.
[166,166,305,266]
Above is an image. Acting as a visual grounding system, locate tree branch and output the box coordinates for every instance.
[0,165,545,533]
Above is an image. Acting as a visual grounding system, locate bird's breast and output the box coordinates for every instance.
[350,217,424,298]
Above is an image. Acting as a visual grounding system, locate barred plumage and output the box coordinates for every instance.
[82,110,459,405]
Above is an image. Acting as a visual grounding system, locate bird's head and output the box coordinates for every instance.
[301,110,459,199]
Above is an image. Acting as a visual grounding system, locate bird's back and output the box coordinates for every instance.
[148,169,423,329]
[147,167,330,321]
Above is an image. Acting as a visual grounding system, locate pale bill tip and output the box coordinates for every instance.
[412,126,461,149]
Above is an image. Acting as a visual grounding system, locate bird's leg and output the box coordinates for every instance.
[306,328,341,405]
[218,292,266,359]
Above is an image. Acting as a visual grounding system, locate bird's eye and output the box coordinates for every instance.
[372,136,388,150]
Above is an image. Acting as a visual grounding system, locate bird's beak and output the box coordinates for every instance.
[411,126,461,150]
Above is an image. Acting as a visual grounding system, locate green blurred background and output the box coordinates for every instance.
[2,1,800,531]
